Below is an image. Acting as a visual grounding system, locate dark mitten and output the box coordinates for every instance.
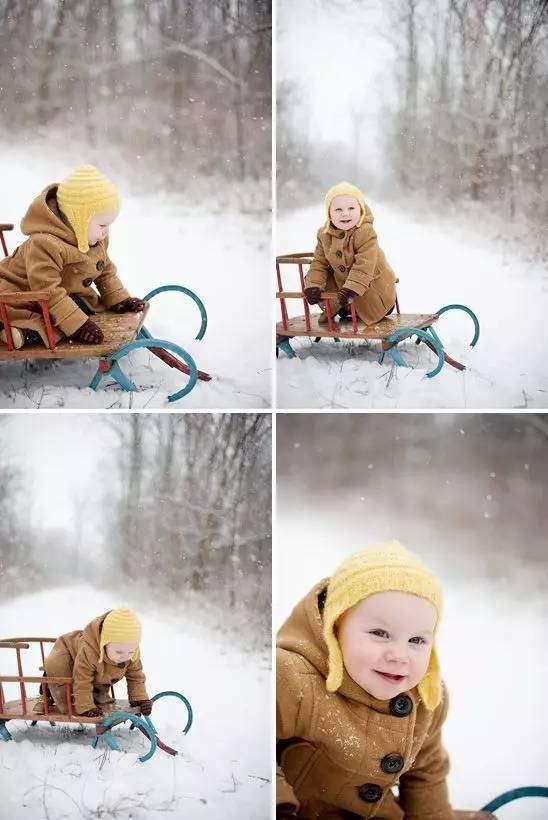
[79,706,103,717]
[70,319,104,344]
[338,287,358,309]
[111,297,146,313]
[130,699,153,716]
[303,286,322,305]
[276,805,298,819]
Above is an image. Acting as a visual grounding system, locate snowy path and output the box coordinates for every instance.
[0,587,270,819]
[277,203,548,409]
[0,148,271,408]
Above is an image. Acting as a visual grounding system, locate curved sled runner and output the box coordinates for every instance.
[276,253,479,378]
[0,638,193,762]
[0,224,211,401]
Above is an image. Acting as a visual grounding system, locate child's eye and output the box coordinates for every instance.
[369,629,389,638]
[409,636,426,645]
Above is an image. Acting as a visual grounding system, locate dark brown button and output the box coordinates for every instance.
[327,266,334,274]
[82,277,93,287]
[389,695,413,717]
[335,250,342,258]
[96,260,104,271]
[338,265,346,272]
[358,783,382,803]
[380,753,404,774]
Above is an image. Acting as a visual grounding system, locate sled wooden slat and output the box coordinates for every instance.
[277,312,438,341]
[0,637,56,644]
[0,311,143,361]
[276,253,315,264]
[1,696,140,724]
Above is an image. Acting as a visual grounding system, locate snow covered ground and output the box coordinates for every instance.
[275,497,548,820]
[0,586,271,820]
[0,146,271,408]
[276,202,548,409]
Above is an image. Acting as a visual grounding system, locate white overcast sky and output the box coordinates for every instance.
[3,414,117,540]
[278,0,395,160]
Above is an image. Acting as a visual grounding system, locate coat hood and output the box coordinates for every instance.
[80,612,109,657]
[20,184,78,246]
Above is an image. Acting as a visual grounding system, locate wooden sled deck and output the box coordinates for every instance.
[1,695,140,725]
[277,311,438,340]
[0,307,144,361]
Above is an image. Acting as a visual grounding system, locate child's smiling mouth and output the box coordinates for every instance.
[374,670,406,683]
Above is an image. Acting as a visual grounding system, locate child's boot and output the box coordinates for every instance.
[0,326,25,349]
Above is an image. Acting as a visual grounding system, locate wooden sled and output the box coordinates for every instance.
[0,223,211,401]
[276,253,480,379]
[0,638,193,762]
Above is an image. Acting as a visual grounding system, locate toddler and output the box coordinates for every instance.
[277,542,492,819]
[0,165,145,349]
[304,182,397,327]
[38,607,151,718]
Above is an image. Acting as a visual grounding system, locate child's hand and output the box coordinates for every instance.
[79,706,103,717]
[338,287,357,308]
[303,287,322,305]
[111,297,146,313]
[69,319,104,344]
[130,698,153,716]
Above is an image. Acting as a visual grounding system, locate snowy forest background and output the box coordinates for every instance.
[0,0,271,202]
[0,413,272,645]
[278,0,548,257]
[277,412,548,571]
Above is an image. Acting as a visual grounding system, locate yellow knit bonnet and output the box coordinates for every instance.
[323,541,442,710]
[57,165,120,253]
[99,608,141,663]
[323,181,367,231]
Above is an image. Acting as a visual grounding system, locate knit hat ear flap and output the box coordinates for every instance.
[325,622,345,693]
[418,645,441,710]
[57,165,120,253]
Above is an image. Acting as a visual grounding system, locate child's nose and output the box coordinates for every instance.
[385,646,408,663]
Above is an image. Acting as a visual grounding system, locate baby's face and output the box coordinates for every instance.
[87,209,119,247]
[337,591,436,700]
[329,195,361,230]
[105,641,137,664]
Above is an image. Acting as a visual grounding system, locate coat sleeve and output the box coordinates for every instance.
[93,238,131,308]
[276,649,316,810]
[398,685,453,820]
[304,230,330,290]
[72,644,98,714]
[344,224,380,296]
[125,653,149,702]
[26,235,88,336]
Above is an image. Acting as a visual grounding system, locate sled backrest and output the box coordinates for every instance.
[0,223,13,257]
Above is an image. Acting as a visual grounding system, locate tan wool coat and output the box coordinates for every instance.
[44,612,148,715]
[305,204,397,327]
[0,184,130,343]
[277,582,453,820]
